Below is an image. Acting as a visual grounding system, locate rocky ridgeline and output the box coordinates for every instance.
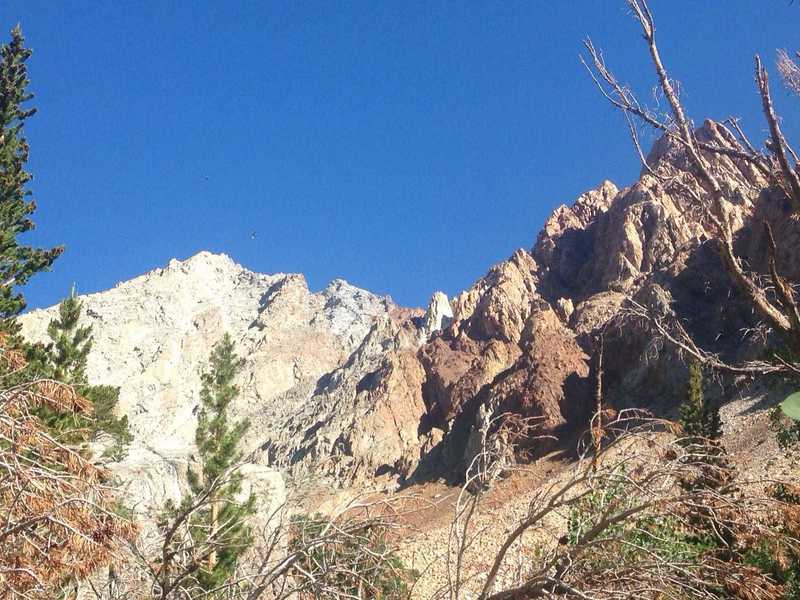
[20,120,796,515]
[20,252,430,512]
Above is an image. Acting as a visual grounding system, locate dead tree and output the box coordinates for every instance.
[440,410,796,600]
[0,341,136,598]
[582,0,800,375]
[101,484,421,600]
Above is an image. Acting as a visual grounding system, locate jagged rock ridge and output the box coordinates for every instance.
[21,119,795,500]
[20,253,445,509]
[409,119,785,471]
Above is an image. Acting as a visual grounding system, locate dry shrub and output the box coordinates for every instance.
[0,340,136,598]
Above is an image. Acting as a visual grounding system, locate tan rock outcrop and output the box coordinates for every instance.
[491,307,589,428]
[414,120,783,474]
[420,250,546,428]
[20,252,426,507]
[266,315,429,484]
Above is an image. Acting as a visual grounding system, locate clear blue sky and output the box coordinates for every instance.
[3,1,799,310]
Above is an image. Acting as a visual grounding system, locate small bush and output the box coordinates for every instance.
[289,513,416,599]
[567,468,714,570]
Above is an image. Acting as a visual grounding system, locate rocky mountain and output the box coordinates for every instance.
[413,120,778,470]
[20,120,795,514]
[20,253,432,512]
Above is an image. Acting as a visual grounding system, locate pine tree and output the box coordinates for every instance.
[679,360,704,438]
[86,384,132,460]
[176,334,255,592]
[0,29,134,594]
[0,26,62,334]
[28,286,131,458]
[46,285,91,384]
[677,360,732,550]
[679,360,722,440]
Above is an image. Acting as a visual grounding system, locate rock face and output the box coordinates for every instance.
[19,252,429,509]
[410,120,784,471]
[265,315,429,485]
[419,249,584,430]
[20,120,793,498]
[420,292,453,343]
[417,248,591,472]
[533,180,619,301]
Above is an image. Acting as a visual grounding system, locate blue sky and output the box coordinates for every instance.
[3,1,799,310]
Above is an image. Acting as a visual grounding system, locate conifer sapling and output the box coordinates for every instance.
[173,333,256,591]
[29,286,131,458]
[679,360,722,440]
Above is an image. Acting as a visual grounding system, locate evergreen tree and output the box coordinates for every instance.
[0,26,62,334]
[86,384,132,460]
[0,332,136,596]
[45,285,90,384]
[0,29,134,595]
[174,334,255,592]
[28,286,131,458]
[677,362,733,551]
[678,360,722,440]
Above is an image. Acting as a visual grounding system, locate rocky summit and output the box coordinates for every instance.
[20,252,424,512]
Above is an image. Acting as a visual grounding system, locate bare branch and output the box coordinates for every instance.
[756,54,800,211]
[777,49,800,97]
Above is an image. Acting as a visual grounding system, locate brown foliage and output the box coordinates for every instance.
[0,341,136,598]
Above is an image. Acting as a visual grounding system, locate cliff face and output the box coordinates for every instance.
[19,253,433,510]
[411,119,781,470]
[20,120,795,500]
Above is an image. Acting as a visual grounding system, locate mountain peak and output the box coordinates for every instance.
[165,250,238,272]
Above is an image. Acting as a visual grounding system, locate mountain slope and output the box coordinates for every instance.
[20,121,797,510]
[20,252,432,510]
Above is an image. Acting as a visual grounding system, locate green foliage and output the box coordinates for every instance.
[562,456,799,598]
[763,352,800,448]
[566,472,627,547]
[86,384,132,460]
[26,287,131,458]
[567,469,714,570]
[44,285,90,384]
[746,545,800,600]
[290,513,416,599]
[0,26,62,334]
[192,334,249,488]
[744,484,800,599]
[678,360,721,440]
[175,334,256,592]
[781,391,800,421]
